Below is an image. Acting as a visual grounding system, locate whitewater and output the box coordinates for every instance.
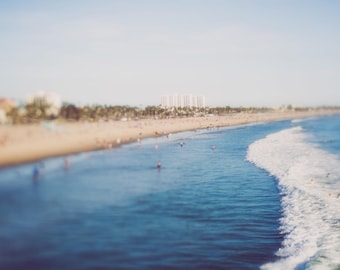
[247,122,340,269]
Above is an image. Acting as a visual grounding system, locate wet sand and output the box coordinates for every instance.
[0,110,338,168]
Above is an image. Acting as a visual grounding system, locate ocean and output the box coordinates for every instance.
[0,114,339,270]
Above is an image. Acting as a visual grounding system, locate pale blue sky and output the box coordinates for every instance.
[1,0,339,107]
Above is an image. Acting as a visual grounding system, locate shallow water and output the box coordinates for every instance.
[0,115,339,269]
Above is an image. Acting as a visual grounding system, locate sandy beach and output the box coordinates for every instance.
[0,110,338,168]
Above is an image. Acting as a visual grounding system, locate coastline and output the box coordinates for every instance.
[0,110,339,168]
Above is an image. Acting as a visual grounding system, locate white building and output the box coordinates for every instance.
[161,94,206,108]
[26,91,62,117]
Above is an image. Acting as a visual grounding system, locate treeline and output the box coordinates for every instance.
[5,101,318,124]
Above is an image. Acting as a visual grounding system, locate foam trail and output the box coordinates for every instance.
[247,126,340,270]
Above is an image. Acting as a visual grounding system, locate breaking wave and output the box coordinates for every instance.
[247,126,340,270]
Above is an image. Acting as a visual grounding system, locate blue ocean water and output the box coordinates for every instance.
[0,115,339,270]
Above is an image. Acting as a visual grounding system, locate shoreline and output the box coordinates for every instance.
[0,110,339,168]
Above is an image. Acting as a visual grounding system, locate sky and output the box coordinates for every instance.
[1,0,340,107]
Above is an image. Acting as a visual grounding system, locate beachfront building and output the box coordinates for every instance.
[161,94,206,108]
[0,98,16,124]
[0,98,16,113]
[25,91,62,117]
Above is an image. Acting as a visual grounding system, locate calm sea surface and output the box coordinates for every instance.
[0,115,339,270]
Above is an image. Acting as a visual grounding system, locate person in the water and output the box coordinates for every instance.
[32,164,39,179]
[64,157,70,170]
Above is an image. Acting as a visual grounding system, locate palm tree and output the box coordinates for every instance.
[60,104,80,121]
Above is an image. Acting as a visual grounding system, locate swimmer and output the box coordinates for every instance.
[32,164,39,179]
[64,157,70,170]
[211,145,216,151]
[157,161,161,169]
[39,161,45,175]
[155,144,159,150]
[179,140,185,147]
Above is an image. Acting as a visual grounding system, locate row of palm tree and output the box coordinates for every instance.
[6,101,313,124]
[50,104,222,121]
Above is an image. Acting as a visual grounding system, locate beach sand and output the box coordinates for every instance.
[0,110,338,168]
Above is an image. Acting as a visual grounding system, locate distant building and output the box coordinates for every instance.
[0,110,6,124]
[26,91,61,117]
[0,98,16,113]
[161,94,206,108]
[0,98,16,124]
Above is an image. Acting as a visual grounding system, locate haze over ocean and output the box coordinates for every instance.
[0,114,339,269]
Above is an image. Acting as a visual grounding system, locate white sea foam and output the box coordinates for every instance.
[291,117,316,124]
[247,126,340,270]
